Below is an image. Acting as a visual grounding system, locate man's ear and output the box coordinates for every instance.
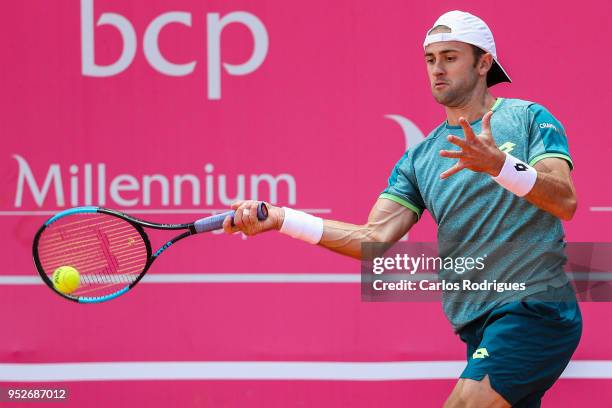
[480,53,494,75]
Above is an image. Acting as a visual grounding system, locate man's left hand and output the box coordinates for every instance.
[439,111,506,179]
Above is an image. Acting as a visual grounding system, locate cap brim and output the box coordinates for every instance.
[487,60,511,87]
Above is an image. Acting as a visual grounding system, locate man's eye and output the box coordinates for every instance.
[426,59,434,64]
[446,56,456,61]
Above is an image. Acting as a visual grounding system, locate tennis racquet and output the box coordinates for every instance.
[32,202,268,303]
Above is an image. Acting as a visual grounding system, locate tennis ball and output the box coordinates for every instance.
[52,266,80,294]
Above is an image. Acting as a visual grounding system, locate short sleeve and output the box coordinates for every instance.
[527,104,573,170]
[379,150,426,219]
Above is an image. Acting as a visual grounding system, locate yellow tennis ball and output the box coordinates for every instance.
[52,266,80,294]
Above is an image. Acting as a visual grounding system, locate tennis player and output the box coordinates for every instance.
[224,10,582,407]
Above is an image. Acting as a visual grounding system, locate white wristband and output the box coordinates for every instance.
[492,152,537,197]
[280,207,324,244]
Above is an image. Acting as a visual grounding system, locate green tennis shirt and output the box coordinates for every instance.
[380,98,573,331]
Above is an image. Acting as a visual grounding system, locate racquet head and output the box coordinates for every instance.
[33,207,152,303]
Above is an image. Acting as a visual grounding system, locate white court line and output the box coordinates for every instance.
[0,274,361,285]
[0,361,610,382]
[0,208,332,216]
[3,272,612,285]
[142,273,361,283]
[590,207,612,212]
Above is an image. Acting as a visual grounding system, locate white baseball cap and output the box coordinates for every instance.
[423,10,511,87]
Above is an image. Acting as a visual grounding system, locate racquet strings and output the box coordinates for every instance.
[37,213,148,298]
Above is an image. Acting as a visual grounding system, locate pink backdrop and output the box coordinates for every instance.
[1,0,611,406]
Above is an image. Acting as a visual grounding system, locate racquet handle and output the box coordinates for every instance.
[193,202,268,233]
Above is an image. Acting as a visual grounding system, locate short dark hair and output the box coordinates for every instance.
[471,45,486,67]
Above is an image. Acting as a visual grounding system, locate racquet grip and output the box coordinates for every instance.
[193,202,268,233]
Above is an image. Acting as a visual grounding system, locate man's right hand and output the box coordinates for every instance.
[223,200,284,236]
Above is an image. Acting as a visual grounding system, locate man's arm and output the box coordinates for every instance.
[439,111,578,221]
[319,198,418,258]
[223,198,418,259]
[526,158,577,221]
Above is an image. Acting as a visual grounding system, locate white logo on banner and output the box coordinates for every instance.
[12,155,295,208]
[384,114,426,151]
[80,0,269,100]
[383,115,426,241]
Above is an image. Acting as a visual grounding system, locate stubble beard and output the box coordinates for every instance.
[432,71,479,108]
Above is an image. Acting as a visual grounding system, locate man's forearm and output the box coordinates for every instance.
[271,207,376,258]
[524,169,577,221]
[318,200,418,259]
[488,154,577,221]
[318,220,380,259]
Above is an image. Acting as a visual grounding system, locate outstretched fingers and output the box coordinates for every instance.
[447,134,469,149]
[440,162,466,179]
[440,149,464,159]
[458,117,476,142]
[481,110,494,135]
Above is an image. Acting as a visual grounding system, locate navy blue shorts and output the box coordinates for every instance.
[458,286,582,407]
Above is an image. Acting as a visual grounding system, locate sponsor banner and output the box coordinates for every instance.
[1,1,611,406]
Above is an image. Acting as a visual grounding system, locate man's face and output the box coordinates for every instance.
[424,41,480,107]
